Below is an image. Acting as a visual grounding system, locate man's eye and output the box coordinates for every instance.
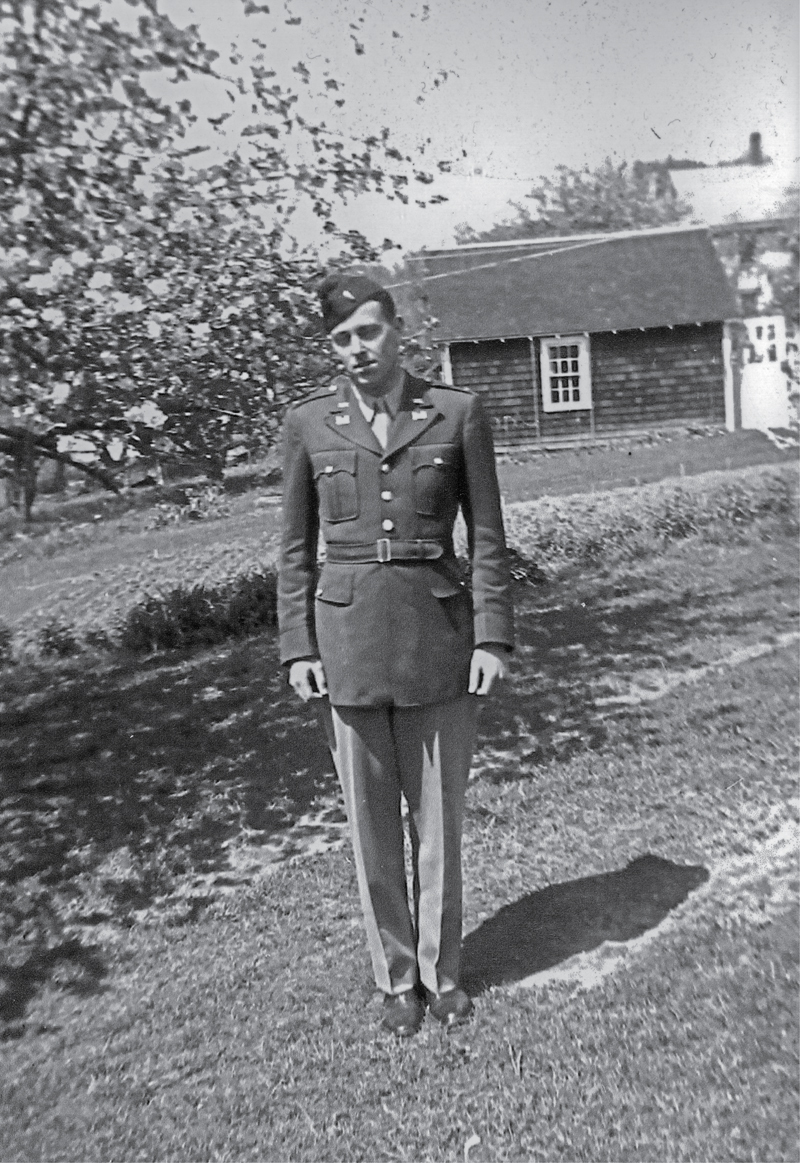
[331,333,351,348]
[357,326,381,340]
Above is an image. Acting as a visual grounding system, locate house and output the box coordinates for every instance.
[406,224,741,449]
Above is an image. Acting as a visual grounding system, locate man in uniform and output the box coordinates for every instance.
[278,273,514,1037]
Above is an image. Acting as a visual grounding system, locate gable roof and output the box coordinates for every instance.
[405,225,739,342]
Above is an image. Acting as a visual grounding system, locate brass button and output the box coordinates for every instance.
[381,490,392,501]
[433,456,444,465]
[382,519,394,532]
[325,465,334,474]
[381,463,390,473]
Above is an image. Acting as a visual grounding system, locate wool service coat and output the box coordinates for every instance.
[278,371,514,706]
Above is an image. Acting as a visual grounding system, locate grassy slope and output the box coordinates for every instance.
[0,646,796,1163]
[0,458,796,654]
[495,427,797,502]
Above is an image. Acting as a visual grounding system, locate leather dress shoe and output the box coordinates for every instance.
[428,988,473,1027]
[381,989,425,1037]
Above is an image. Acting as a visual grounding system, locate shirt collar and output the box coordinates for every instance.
[349,370,406,422]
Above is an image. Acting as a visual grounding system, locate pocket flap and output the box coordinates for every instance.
[314,566,354,605]
[311,449,357,479]
[417,565,465,599]
[410,444,456,471]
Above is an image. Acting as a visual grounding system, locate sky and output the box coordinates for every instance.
[144,0,798,254]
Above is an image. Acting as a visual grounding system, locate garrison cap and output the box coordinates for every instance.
[318,272,396,333]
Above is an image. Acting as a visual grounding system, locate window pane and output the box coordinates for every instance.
[572,388,581,401]
[559,345,568,359]
[569,345,578,357]
[571,376,579,387]
[571,360,579,373]
[551,389,560,404]
[550,361,558,375]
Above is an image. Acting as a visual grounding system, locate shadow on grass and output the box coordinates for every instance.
[461,853,710,995]
[0,939,107,1031]
[0,635,334,901]
[475,551,788,773]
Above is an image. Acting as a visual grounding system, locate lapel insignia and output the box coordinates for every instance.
[335,413,351,425]
[412,410,428,420]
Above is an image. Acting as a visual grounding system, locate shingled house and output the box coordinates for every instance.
[407,224,740,448]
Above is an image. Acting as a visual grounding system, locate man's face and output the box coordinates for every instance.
[329,299,402,396]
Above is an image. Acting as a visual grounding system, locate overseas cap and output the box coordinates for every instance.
[318,272,395,333]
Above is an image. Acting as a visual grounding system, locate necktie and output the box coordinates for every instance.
[371,399,389,449]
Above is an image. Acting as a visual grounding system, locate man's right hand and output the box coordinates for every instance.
[289,658,328,701]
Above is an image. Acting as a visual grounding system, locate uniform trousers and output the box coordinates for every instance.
[321,696,477,996]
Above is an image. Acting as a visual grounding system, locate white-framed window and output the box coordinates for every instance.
[540,335,592,412]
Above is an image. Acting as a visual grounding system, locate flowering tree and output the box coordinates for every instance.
[0,0,433,514]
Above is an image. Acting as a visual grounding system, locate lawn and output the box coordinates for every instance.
[0,440,798,1161]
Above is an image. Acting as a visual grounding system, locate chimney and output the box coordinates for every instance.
[748,132,764,166]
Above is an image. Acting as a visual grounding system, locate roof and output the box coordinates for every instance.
[405,225,740,342]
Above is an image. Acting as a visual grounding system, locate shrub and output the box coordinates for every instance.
[0,623,13,666]
[145,484,231,529]
[117,570,278,653]
[38,620,81,657]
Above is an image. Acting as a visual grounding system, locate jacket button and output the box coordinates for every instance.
[382,519,394,532]
[381,463,390,473]
[381,490,392,501]
[315,587,323,597]
[433,456,444,465]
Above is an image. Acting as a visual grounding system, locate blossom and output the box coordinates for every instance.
[41,307,66,327]
[124,401,167,428]
[25,272,56,292]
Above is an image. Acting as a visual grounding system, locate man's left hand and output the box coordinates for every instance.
[468,645,509,696]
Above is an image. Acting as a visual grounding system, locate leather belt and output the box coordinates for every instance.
[325,539,445,564]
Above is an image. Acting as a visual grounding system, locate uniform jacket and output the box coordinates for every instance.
[278,371,514,706]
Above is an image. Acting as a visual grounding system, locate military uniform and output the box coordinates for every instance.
[278,280,513,1006]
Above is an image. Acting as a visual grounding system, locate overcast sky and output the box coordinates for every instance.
[152,0,798,252]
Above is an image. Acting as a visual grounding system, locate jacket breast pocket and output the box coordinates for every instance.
[311,450,359,523]
[410,444,457,517]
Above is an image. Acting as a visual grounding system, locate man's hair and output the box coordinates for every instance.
[367,287,397,326]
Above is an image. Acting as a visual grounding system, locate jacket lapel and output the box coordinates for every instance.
[322,376,383,454]
[384,373,443,458]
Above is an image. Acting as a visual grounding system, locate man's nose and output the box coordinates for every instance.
[350,334,363,355]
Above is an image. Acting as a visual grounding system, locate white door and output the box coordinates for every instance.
[740,316,792,432]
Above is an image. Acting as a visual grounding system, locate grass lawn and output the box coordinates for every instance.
[0,645,796,1162]
[1,479,798,1160]
[495,427,796,502]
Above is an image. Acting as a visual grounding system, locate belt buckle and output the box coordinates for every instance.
[376,538,392,563]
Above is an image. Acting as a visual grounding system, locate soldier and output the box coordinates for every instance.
[278,273,514,1037]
